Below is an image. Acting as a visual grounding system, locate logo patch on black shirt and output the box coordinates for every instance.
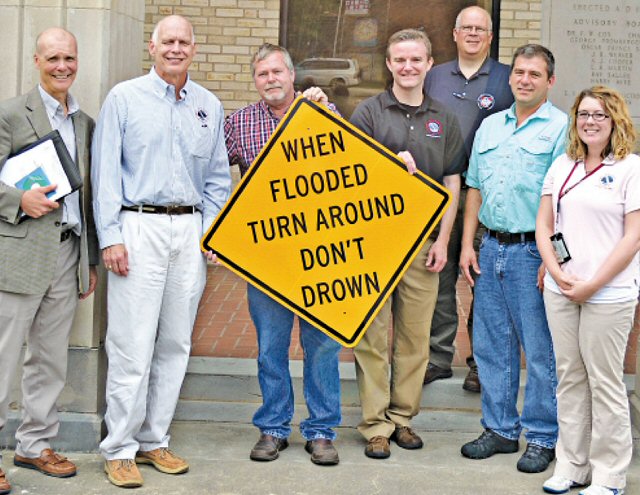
[477,93,495,110]
[425,119,442,138]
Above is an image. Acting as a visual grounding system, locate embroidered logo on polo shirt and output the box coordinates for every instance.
[477,94,495,110]
[600,174,615,189]
[196,109,209,127]
[425,119,442,138]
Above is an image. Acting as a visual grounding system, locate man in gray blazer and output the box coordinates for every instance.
[0,27,98,493]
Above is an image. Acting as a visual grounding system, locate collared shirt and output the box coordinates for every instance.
[92,67,231,248]
[424,57,513,159]
[542,153,640,302]
[349,89,465,184]
[466,100,568,233]
[38,85,81,235]
[225,98,339,177]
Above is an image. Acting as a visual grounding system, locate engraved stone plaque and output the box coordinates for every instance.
[543,1,640,126]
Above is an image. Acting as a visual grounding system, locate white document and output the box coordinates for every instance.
[0,138,72,201]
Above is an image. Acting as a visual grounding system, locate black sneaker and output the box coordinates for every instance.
[461,429,519,459]
[517,443,555,473]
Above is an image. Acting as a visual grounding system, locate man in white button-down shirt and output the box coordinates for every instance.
[92,15,231,489]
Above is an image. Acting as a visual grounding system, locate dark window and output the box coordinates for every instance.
[281,0,497,118]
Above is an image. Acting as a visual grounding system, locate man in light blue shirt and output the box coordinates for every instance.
[92,15,231,488]
[459,44,567,474]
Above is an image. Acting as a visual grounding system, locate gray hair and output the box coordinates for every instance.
[251,43,294,76]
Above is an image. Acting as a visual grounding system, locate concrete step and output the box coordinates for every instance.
[176,357,488,427]
[180,357,485,407]
[177,357,637,427]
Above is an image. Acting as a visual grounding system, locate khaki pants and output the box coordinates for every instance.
[354,240,438,439]
[544,289,637,489]
[0,236,79,459]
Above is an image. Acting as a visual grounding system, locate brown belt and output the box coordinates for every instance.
[122,205,196,215]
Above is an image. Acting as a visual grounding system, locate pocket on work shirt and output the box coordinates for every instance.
[517,140,555,194]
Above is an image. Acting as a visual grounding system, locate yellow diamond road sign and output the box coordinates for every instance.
[202,96,450,347]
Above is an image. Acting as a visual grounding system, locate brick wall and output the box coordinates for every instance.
[144,0,280,113]
[143,1,546,111]
[498,0,543,64]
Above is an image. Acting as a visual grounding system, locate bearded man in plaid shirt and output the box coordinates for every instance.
[224,43,342,466]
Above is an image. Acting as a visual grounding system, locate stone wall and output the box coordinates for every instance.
[0,0,146,451]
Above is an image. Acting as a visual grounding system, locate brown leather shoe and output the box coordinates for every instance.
[391,426,424,449]
[364,436,390,459]
[304,439,339,466]
[423,363,453,385]
[250,434,289,461]
[135,448,189,474]
[463,367,481,393]
[0,468,11,495]
[104,459,143,488]
[13,449,76,478]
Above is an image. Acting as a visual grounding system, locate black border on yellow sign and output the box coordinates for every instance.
[202,97,450,346]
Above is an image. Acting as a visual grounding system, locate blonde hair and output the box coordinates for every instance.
[567,85,637,161]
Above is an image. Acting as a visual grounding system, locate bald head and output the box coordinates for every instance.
[34,27,78,106]
[453,6,493,61]
[455,6,492,32]
[151,15,195,45]
[36,27,77,56]
[149,15,196,92]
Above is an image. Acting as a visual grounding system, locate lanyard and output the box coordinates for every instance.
[557,160,605,213]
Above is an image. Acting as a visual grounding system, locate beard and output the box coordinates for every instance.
[261,85,287,104]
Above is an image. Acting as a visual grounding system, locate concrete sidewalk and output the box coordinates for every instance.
[2,366,639,494]
[3,419,639,495]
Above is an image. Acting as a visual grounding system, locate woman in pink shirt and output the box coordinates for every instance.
[536,85,640,495]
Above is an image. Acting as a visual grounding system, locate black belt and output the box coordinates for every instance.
[60,230,73,242]
[487,229,536,244]
[122,205,196,215]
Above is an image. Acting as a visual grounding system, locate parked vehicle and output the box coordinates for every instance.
[294,58,361,89]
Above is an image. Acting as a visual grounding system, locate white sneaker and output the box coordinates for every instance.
[543,475,581,494]
[579,485,624,495]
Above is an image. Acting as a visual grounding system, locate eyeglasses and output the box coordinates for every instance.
[576,111,610,121]
[457,25,489,35]
[453,91,466,100]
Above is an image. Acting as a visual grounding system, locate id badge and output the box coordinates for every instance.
[550,232,571,264]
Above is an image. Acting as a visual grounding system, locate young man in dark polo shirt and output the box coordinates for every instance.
[349,28,465,459]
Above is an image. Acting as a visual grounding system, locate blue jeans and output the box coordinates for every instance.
[248,284,341,440]
[473,234,558,448]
